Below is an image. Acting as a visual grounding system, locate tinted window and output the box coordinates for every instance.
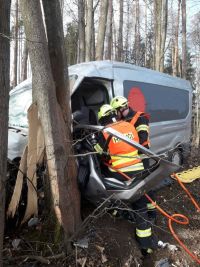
[124,81,189,123]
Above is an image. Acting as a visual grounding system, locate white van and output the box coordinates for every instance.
[8,60,192,165]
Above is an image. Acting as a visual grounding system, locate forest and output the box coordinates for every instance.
[0,0,200,267]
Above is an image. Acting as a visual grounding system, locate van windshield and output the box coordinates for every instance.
[8,75,77,128]
[69,74,78,92]
[9,87,32,128]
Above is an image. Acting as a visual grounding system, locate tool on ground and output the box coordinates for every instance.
[171,166,200,183]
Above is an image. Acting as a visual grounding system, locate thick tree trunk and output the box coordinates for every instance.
[96,0,108,60]
[78,0,85,63]
[20,0,81,243]
[181,0,187,79]
[0,1,11,266]
[42,0,81,226]
[85,0,93,61]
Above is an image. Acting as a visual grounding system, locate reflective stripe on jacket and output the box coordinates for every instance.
[103,120,144,172]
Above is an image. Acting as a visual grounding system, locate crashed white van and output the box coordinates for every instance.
[8,60,192,205]
[8,60,192,165]
[70,61,192,165]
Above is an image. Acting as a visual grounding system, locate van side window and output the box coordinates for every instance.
[123,81,189,123]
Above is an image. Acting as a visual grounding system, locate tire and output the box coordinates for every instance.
[168,148,183,167]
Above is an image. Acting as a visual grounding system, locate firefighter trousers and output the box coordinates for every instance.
[132,194,156,250]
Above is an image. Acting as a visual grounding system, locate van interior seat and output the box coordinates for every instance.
[72,82,109,125]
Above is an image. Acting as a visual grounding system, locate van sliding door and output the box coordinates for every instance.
[123,80,191,154]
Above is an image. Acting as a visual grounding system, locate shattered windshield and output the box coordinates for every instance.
[9,86,32,128]
[8,74,77,128]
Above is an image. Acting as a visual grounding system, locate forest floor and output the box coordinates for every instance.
[3,147,200,267]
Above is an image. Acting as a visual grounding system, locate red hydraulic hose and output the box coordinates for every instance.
[103,163,200,264]
[145,173,200,265]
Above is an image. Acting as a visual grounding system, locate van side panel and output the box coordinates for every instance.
[122,80,191,155]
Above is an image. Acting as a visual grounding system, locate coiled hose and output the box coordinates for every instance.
[145,173,200,265]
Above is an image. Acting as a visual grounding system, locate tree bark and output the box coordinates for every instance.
[21,40,28,82]
[42,0,81,227]
[181,0,187,79]
[135,0,140,65]
[154,0,168,72]
[160,0,168,72]
[144,0,148,66]
[85,0,93,61]
[96,0,108,60]
[0,0,11,266]
[78,0,85,63]
[172,0,181,76]
[13,0,19,87]
[117,0,123,61]
[105,0,113,60]
[20,0,81,243]
[124,0,130,62]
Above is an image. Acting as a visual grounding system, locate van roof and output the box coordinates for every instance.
[10,61,192,95]
[69,60,192,91]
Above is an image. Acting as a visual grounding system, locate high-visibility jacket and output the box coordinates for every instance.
[129,111,150,147]
[103,120,144,172]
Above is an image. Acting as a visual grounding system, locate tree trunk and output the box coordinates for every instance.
[172,0,181,76]
[181,0,187,79]
[42,0,81,226]
[96,0,108,60]
[135,0,140,65]
[21,40,28,82]
[144,0,148,66]
[117,0,123,61]
[85,0,93,61]
[124,0,130,62]
[13,0,19,87]
[105,0,113,60]
[20,0,81,244]
[78,0,85,63]
[91,15,95,60]
[160,0,168,72]
[0,1,11,266]
[154,0,168,72]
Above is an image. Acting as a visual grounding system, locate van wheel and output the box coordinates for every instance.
[168,148,183,166]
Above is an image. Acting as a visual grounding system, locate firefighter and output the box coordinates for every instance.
[110,96,149,149]
[90,104,157,255]
[110,96,157,224]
